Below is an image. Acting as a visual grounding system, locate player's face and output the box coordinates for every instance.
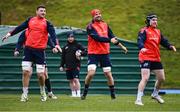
[150,18,158,28]
[67,36,75,43]
[36,8,46,18]
[93,12,102,22]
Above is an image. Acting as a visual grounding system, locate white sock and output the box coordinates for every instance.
[23,87,28,95]
[76,90,81,96]
[40,86,45,93]
[152,88,159,96]
[72,91,76,96]
[137,91,143,101]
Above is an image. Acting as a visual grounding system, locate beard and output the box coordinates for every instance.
[95,16,102,21]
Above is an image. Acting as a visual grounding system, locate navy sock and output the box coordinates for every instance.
[109,85,115,95]
[45,78,52,92]
[83,84,89,96]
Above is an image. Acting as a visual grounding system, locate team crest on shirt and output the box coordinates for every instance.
[149,35,158,41]
[65,46,68,50]
[143,62,149,67]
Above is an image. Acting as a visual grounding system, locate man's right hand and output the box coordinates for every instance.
[2,33,11,42]
[59,67,64,71]
[14,51,20,57]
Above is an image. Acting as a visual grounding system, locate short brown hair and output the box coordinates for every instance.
[36,5,46,10]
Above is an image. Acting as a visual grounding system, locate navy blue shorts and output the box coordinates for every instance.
[140,60,163,70]
[66,70,79,80]
[88,54,112,67]
[23,47,46,64]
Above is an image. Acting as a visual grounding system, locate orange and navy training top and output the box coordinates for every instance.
[137,26,172,62]
[86,20,115,54]
[15,29,59,52]
[10,16,57,50]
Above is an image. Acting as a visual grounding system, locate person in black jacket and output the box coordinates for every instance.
[59,32,86,97]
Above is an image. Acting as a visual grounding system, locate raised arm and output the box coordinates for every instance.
[87,24,111,43]
[2,17,31,42]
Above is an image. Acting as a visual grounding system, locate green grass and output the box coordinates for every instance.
[0,94,180,111]
[0,0,179,88]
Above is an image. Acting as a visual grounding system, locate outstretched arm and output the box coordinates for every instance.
[47,21,62,53]
[14,31,26,56]
[113,38,128,54]
[2,17,31,42]
[87,24,111,42]
[160,34,176,52]
[108,26,128,53]
[15,31,26,52]
[47,21,57,46]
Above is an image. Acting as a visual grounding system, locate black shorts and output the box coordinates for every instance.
[66,70,79,80]
[23,47,46,64]
[88,54,112,67]
[140,60,163,70]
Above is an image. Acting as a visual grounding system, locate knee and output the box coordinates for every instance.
[70,80,74,83]
[73,78,80,84]
[104,72,112,78]
[142,77,149,83]
[38,73,45,78]
[88,73,94,79]
[23,70,32,77]
[159,77,165,82]
[23,70,30,74]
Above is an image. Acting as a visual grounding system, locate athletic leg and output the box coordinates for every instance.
[135,68,150,105]
[103,67,115,99]
[21,61,32,102]
[44,67,57,99]
[151,69,165,104]
[70,79,76,97]
[36,64,47,101]
[81,64,96,100]
[74,78,81,97]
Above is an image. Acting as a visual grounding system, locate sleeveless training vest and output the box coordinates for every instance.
[139,27,161,62]
[88,21,110,54]
[25,16,48,49]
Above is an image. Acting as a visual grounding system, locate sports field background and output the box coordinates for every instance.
[0,94,179,111]
[0,0,179,88]
[0,0,179,111]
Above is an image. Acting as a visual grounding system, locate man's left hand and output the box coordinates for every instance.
[52,47,58,53]
[55,45,62,53]
[170,45,177,52]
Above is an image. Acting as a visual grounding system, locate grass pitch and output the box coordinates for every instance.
[0,94,179,111]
